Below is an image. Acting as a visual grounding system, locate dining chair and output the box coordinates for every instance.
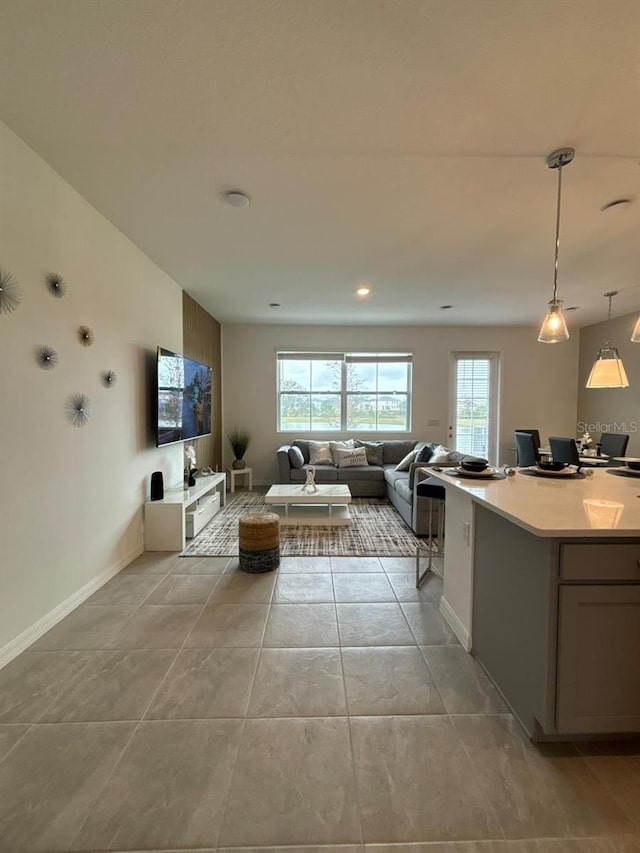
[515,429,541,454]
[549,436,581,467]
[515,431,539,467]
[599,432,629,463]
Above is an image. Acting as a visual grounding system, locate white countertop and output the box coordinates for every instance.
[423,468,640,538]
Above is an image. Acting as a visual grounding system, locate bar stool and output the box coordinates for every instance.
[415,478,445,588]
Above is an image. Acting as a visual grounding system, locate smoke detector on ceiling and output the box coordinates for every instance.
[225,191,250,207]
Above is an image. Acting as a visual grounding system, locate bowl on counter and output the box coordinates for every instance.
[627,460,640,471]
[537,460,566,472]
[460,458,489,473]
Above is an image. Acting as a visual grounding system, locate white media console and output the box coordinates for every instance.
[144,472,226,551]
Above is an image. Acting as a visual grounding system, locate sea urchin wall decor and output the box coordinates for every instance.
[65,393,92,427]
[36,345,59,370]
[78,325,95,347]
[0,267,22,315]
[101,370,117,388]
[46,272,66,298]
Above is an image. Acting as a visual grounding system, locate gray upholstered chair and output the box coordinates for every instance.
[600,433,629,464]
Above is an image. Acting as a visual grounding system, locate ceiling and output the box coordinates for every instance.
[1,0,639,327]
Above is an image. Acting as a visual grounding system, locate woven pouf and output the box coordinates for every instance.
[238,512,281,573]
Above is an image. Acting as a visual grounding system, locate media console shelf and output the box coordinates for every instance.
[144,472,226,551]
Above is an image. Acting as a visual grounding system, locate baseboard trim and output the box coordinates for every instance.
[439,596,472,650]
[0,544,143,670]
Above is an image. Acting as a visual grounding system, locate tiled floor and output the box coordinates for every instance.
[0,553,638,853]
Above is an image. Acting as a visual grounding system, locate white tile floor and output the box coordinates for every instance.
[0,553,638,853]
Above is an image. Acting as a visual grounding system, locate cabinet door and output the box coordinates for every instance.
[556,585,640,733]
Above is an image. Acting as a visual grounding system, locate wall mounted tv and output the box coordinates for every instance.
[156,347,213,447]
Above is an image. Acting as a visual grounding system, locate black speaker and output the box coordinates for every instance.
[150,471,164,501]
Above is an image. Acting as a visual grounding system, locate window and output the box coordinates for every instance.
[451,353,500,461]
[277,352,412,432]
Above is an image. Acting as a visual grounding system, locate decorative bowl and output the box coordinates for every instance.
[538,460,566,472]
[627,460,640,471]
[460,458,489,472]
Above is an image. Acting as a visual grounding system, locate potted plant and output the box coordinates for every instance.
[227,426,250,469]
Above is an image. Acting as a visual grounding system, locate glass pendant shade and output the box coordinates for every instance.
[585,347,629,388]
[631,316,640,342]
[538,298,570,343]
[538,148,574,344]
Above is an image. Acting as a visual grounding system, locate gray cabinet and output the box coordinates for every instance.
[556,585,640,733]
[472,505,640,740]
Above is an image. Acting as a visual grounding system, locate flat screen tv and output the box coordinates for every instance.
[156,347,212,447]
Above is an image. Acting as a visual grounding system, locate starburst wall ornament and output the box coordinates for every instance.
[46,272,66,298]
[66,393,92,427]
[0,267,22,314]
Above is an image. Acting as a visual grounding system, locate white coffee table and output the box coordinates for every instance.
[264,484,352,526]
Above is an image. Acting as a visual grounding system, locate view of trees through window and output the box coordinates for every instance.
[453,355,498,460]
[278,353,412,431]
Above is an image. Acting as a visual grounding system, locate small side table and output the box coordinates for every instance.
[227,467,253,493]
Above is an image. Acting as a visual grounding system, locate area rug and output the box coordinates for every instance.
[180,492,422,557]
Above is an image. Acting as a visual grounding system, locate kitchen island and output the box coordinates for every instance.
[422,467,640,741]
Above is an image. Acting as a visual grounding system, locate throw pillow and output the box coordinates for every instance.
[355,440,384,467]
[336,447,368,468]
[415,444,434,464]
[329,439,355,465]
[395,448,418,471]
[430,444,456,464]
[288,446,305,469]
[308,440,334,466]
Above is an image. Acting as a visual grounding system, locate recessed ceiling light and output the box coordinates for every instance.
[225,191,250,207]
[356,285,371,297]
[601,198,632,212]
[269,302,280,308]
[440,305,453,310]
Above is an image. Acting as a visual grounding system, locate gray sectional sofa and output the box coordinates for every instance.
[276,439,450,535]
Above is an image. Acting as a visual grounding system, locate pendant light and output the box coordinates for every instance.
[538,147,574,343]
[630,315,640,342]
[585,291,629,388]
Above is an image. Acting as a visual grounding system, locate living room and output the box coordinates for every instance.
[1,2,639,851]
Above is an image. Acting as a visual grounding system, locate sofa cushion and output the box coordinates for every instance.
[394,478,413,504]
[355,440,384,466]
[329,439,355,464]
[337,465,384,482]
[336,447,368,467]
[308,440,334,466]
[288,446,305,468]
[382,440,418,466]
[384,467,408,490]
[290,464,338,482]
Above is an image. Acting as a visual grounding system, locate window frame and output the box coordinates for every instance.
[277,351,413,433]
[449,352,501,463]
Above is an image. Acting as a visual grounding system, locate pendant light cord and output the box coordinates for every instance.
[552,163,563,303]
[602,290,619,347]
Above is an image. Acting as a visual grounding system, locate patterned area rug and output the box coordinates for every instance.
[180,492,422,557]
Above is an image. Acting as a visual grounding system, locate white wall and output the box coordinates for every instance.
[222,324,580,483]
[578,311,640,455]
[0,120,184,660]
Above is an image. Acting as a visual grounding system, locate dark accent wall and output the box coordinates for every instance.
[182,292,222,471]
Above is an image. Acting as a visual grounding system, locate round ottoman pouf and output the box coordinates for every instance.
[238,512,281,573]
